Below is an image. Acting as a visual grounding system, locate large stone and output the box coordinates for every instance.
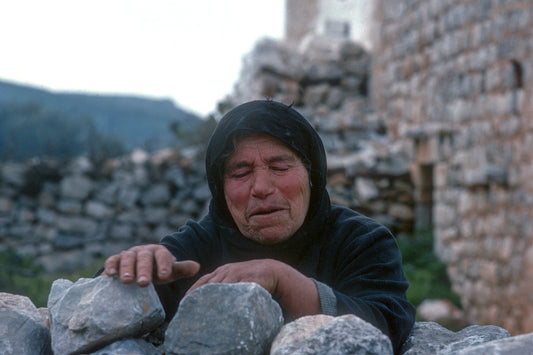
[60,174,93,200]
[0,292,48,326]
[88,338,160,355]
[458,332,533,354]
[1,162,27,187]
[164,282,283,355]
[270,314,335,350]
[85,201,113,219]
[0,293,52,355]
[48,277,165,355]
[400,322,510,354]
[141,183,170,206]
[270,314,393,355]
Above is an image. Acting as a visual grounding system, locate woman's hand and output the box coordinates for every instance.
[102,244,200,287]
[187,259,321,318]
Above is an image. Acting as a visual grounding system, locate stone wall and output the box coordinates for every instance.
[0,149,210,272]
[371,0,533,334]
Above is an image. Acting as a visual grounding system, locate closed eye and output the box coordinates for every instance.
[271,166,289,172]
[231,169,251,178]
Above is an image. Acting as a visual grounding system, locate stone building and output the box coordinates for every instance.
[285,0,373,48]
[370,0,533,334]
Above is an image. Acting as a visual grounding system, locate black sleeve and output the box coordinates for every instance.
[156,215,222,321]
[324,213,416,354]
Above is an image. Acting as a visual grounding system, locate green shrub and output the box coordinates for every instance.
[397,229,461,308]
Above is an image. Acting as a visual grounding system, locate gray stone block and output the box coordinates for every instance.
[48,277,165,355]
[271,314,393,355]
[164,282,283,355]
[88,338,160,355]
[0,293,52,355]
[400,321,510,354]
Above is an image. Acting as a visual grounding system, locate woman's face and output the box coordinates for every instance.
[223,133,311,245]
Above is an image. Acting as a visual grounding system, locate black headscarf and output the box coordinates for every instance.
[205,100,331,236]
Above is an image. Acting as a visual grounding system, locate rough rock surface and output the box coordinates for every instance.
[400,321,511,354]
[271,314,335,350]
[0,292,52,355]
[164,282,284,355]
[88,338,160,355]
[0,292,48,326]
[458,332,533,354]
[270,314,393,355]
[48,276,165,355]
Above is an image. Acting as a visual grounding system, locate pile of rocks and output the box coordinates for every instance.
[2,280,532,354]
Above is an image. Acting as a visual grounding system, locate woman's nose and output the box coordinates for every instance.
[251,170,275,197]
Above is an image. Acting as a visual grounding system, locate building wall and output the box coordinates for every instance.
[371,0,533,334]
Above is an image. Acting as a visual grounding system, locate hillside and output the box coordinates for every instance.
[0,79,202,152]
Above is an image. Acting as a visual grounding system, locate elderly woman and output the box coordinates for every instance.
[103,100,415,352]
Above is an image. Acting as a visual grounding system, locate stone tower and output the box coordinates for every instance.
[285,0,373,48]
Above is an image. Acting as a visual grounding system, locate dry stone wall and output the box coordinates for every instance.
[371,0,533,334]
[0,149,210,272]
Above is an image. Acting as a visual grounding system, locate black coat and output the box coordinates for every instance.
[159,204,415,353]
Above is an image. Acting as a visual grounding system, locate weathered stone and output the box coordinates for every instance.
[457,332,533,354]
[57,199,83,215]
[0,293,52,355]
[60,174,93,200]
[94,183,119,205]
[143,206,168,224]
[1,162,27,186]
[192,184,211,201]
[270,314,335,350]
[141,183,170,206]
[164,282,283,355]
[0,196,13,214]
[117,185,141,208]
[400,322,510,354]
[0,292,48,326]
[56,215,98,236]
[53,233,85,250]
[271,314,393,355]
[109,223,134,240]
[356,177,379,201]
[0,309,53,355]
[88,338,160,355]
[85,201,113,219]
[48,277,165,355]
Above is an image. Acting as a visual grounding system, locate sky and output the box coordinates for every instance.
[0,1,285,116]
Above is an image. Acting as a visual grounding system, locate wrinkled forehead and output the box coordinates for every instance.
[222,131,308,172]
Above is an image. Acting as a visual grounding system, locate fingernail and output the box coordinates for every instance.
[108,268,117,276]
[138,276,148,283]
[122,273,131,279]
[159,269,168,275]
